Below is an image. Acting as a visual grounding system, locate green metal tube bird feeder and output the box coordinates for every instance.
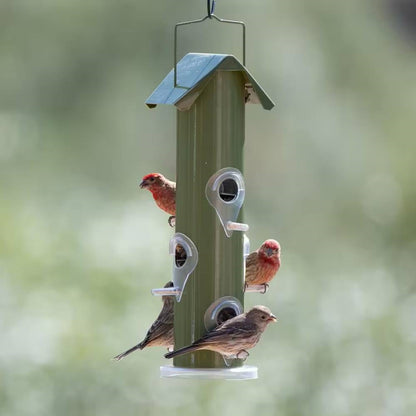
[146,6,274,380]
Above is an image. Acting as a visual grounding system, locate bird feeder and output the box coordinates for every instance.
[146,4,274,380]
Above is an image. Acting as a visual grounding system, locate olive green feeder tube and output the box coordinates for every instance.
[174,70,245,368]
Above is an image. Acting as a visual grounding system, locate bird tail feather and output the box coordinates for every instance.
[164,344,201,359]
[113,342,144,361]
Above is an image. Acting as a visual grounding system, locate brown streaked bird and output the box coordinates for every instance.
[245,239,281,291]
[164,305,277,360]
[113,282,174,361]
[139,173,176,226]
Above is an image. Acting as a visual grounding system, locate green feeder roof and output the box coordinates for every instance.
[145,53,275,111]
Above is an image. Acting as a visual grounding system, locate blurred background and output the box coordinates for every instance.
[1,0,415,415]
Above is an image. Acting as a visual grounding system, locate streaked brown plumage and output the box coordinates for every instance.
[245,239,281,289]
[113,282,174,361]
[139,173,176,226]
[164,305,277,360]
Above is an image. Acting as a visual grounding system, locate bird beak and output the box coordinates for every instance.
[265,247,274,256]
[268,314,277,323]
[139,180,147,189]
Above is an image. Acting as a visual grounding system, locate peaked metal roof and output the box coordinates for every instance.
[145,53,275,111]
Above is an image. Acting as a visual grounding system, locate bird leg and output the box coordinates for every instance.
[168,216,176,227]
[222,356,233,367]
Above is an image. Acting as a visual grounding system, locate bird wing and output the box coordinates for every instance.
[245,251,259,284]
[165,320,258,359]
[139,303,174,347]
[245,251,258,268]
[195,319,258,346]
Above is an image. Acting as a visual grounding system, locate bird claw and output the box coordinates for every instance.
[221,350,249,366]
[168,216,176,227]
[262,283,269,294]
[236,350,249,360]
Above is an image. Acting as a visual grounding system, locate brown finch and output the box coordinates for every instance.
[139,173,176,226]
[113,282,174,360]
[164,305,277,360]
[245,239,281,291]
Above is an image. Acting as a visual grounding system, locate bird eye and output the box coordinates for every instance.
[261,315,266,320]
[149,177,155,182]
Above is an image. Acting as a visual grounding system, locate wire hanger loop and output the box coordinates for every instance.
[173,1,246,87]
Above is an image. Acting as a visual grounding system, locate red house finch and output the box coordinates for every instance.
[113,282,174,361]
[139,173,176,226]
[164,305,277,360]
[245,239,281,291]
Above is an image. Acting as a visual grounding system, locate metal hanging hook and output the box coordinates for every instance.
[173,0,246,87]
[207,0,215,18]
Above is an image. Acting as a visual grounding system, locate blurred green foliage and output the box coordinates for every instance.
[1,0,415,415]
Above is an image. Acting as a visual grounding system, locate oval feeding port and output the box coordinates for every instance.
[217,307,237,325]
[219,178,238,202]
[175,244,187,268]
[168,233,199,302]
[205,167,246,237]
[204,296,243,331]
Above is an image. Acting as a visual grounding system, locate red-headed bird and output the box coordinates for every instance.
[245,239,281,292]
[113,282,174,360]
[165,305,277,360]
[139,173,176,226]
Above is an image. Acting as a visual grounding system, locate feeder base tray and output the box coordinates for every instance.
[160,365,258,380]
